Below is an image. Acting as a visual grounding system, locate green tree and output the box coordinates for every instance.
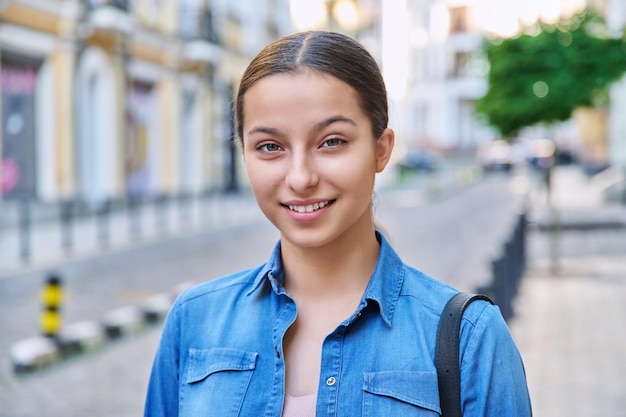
[476,10,626,139]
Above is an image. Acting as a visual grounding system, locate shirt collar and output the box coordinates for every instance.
[248,240,284,296]
[362,231,405,327]
[248,231,405,326]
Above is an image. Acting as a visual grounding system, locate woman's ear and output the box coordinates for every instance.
[375,128,395,173]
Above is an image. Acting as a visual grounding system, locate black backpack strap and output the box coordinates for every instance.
[436,293,494,417]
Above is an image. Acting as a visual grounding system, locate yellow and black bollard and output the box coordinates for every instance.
[40,274,63,338]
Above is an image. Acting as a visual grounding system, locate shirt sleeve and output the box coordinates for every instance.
[144,300,182,417]
[459,302,533,416]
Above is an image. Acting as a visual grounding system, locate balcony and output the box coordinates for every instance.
[83,0,133,35]
[179,8,219,44]
[180,7,221,65]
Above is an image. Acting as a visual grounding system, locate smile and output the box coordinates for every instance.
[286,200,333,213]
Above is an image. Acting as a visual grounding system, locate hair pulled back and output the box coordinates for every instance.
[235,31,388,143]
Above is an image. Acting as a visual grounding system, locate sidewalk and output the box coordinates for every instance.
[0,192,264,279]
[509,165,626,416]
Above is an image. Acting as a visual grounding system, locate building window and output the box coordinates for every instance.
[451,51,487,78]
[85,0,129,10]
[179,1,219,43]
[449,6,470,34]
[452,51,471,77]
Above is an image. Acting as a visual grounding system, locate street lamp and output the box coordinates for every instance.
[289,0,359,33]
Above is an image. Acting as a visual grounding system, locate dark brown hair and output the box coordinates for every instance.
[235,31,388,143]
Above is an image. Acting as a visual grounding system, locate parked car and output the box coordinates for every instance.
[397,150,439,173]
[476,140,515,172]
[522,138,556,169]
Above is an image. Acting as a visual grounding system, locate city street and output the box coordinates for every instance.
[510,167,626,417]
[0,168,526,416]
[3,2,626,417]
[511,234,626,417]
[0,166,625,416]
[0,221,280,417]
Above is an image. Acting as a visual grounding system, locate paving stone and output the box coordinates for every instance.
[509,253,626,416]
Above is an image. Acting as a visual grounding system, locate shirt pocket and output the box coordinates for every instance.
[182,347,258,417]
[362,371,441,416]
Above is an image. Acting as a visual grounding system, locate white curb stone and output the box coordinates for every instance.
[102,306,145,339]
[60,320,106,353]
[142,293,173,323]
[10,336,60,373]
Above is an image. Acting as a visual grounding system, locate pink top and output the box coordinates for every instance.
[282,393,317,417]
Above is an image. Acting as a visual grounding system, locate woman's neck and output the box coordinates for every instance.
[280,224,380,300]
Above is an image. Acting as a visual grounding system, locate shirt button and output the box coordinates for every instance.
[326,377,337,386]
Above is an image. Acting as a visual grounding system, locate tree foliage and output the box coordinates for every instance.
[475,10,626,139]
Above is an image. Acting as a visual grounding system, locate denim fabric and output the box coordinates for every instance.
[144,232,532,416]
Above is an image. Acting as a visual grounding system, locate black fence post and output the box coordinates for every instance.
[60,199,74,254]
[178,192,191,229]
[490,256,507,319]
[154,194,169,236]
[127,195,142,241]
[97,199,111,249]
[504,239,516,319]
[19,198,31,264]
[516,221,525,279]
[485,212,528,322]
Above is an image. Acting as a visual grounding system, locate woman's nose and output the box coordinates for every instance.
[285,153,319,192]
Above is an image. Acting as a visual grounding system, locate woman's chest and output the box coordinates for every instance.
[178,329,441,417]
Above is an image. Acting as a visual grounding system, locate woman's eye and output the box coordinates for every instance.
[257,142,282,152]
[322,137,345,148]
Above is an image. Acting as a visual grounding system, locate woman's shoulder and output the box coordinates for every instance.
[400,264,496,322]
[175,263,268,304]
[400,264,458,311]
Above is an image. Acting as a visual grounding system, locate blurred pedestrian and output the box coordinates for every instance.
[144,31,531,417]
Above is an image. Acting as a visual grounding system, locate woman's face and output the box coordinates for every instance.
[242,69,394,249]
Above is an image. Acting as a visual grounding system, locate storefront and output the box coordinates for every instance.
[0,54,40,200]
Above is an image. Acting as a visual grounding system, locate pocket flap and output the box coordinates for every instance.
[186,347,258,383]
[363,371,441,412]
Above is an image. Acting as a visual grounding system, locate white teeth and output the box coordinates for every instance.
[288,201,330,213]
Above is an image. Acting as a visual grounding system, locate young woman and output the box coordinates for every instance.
[144,31,531,417]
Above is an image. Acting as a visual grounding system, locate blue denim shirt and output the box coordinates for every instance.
[145,232,531,416]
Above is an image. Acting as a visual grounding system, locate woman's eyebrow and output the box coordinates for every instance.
[247,126,284,136]
[312,115,356,132]
[247,116,356,137]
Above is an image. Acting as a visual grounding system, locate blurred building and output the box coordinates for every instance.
[3,0,623,208]
[394,0,496,153]
[395,0,622,159]
[606,0,626,172]
[555,0,626,174]
[287,0,493,156]
[0,0,293,205]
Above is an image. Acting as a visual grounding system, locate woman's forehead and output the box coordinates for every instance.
[245,70,360,109]
[250,69,349,90]
[242,72,365,128]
